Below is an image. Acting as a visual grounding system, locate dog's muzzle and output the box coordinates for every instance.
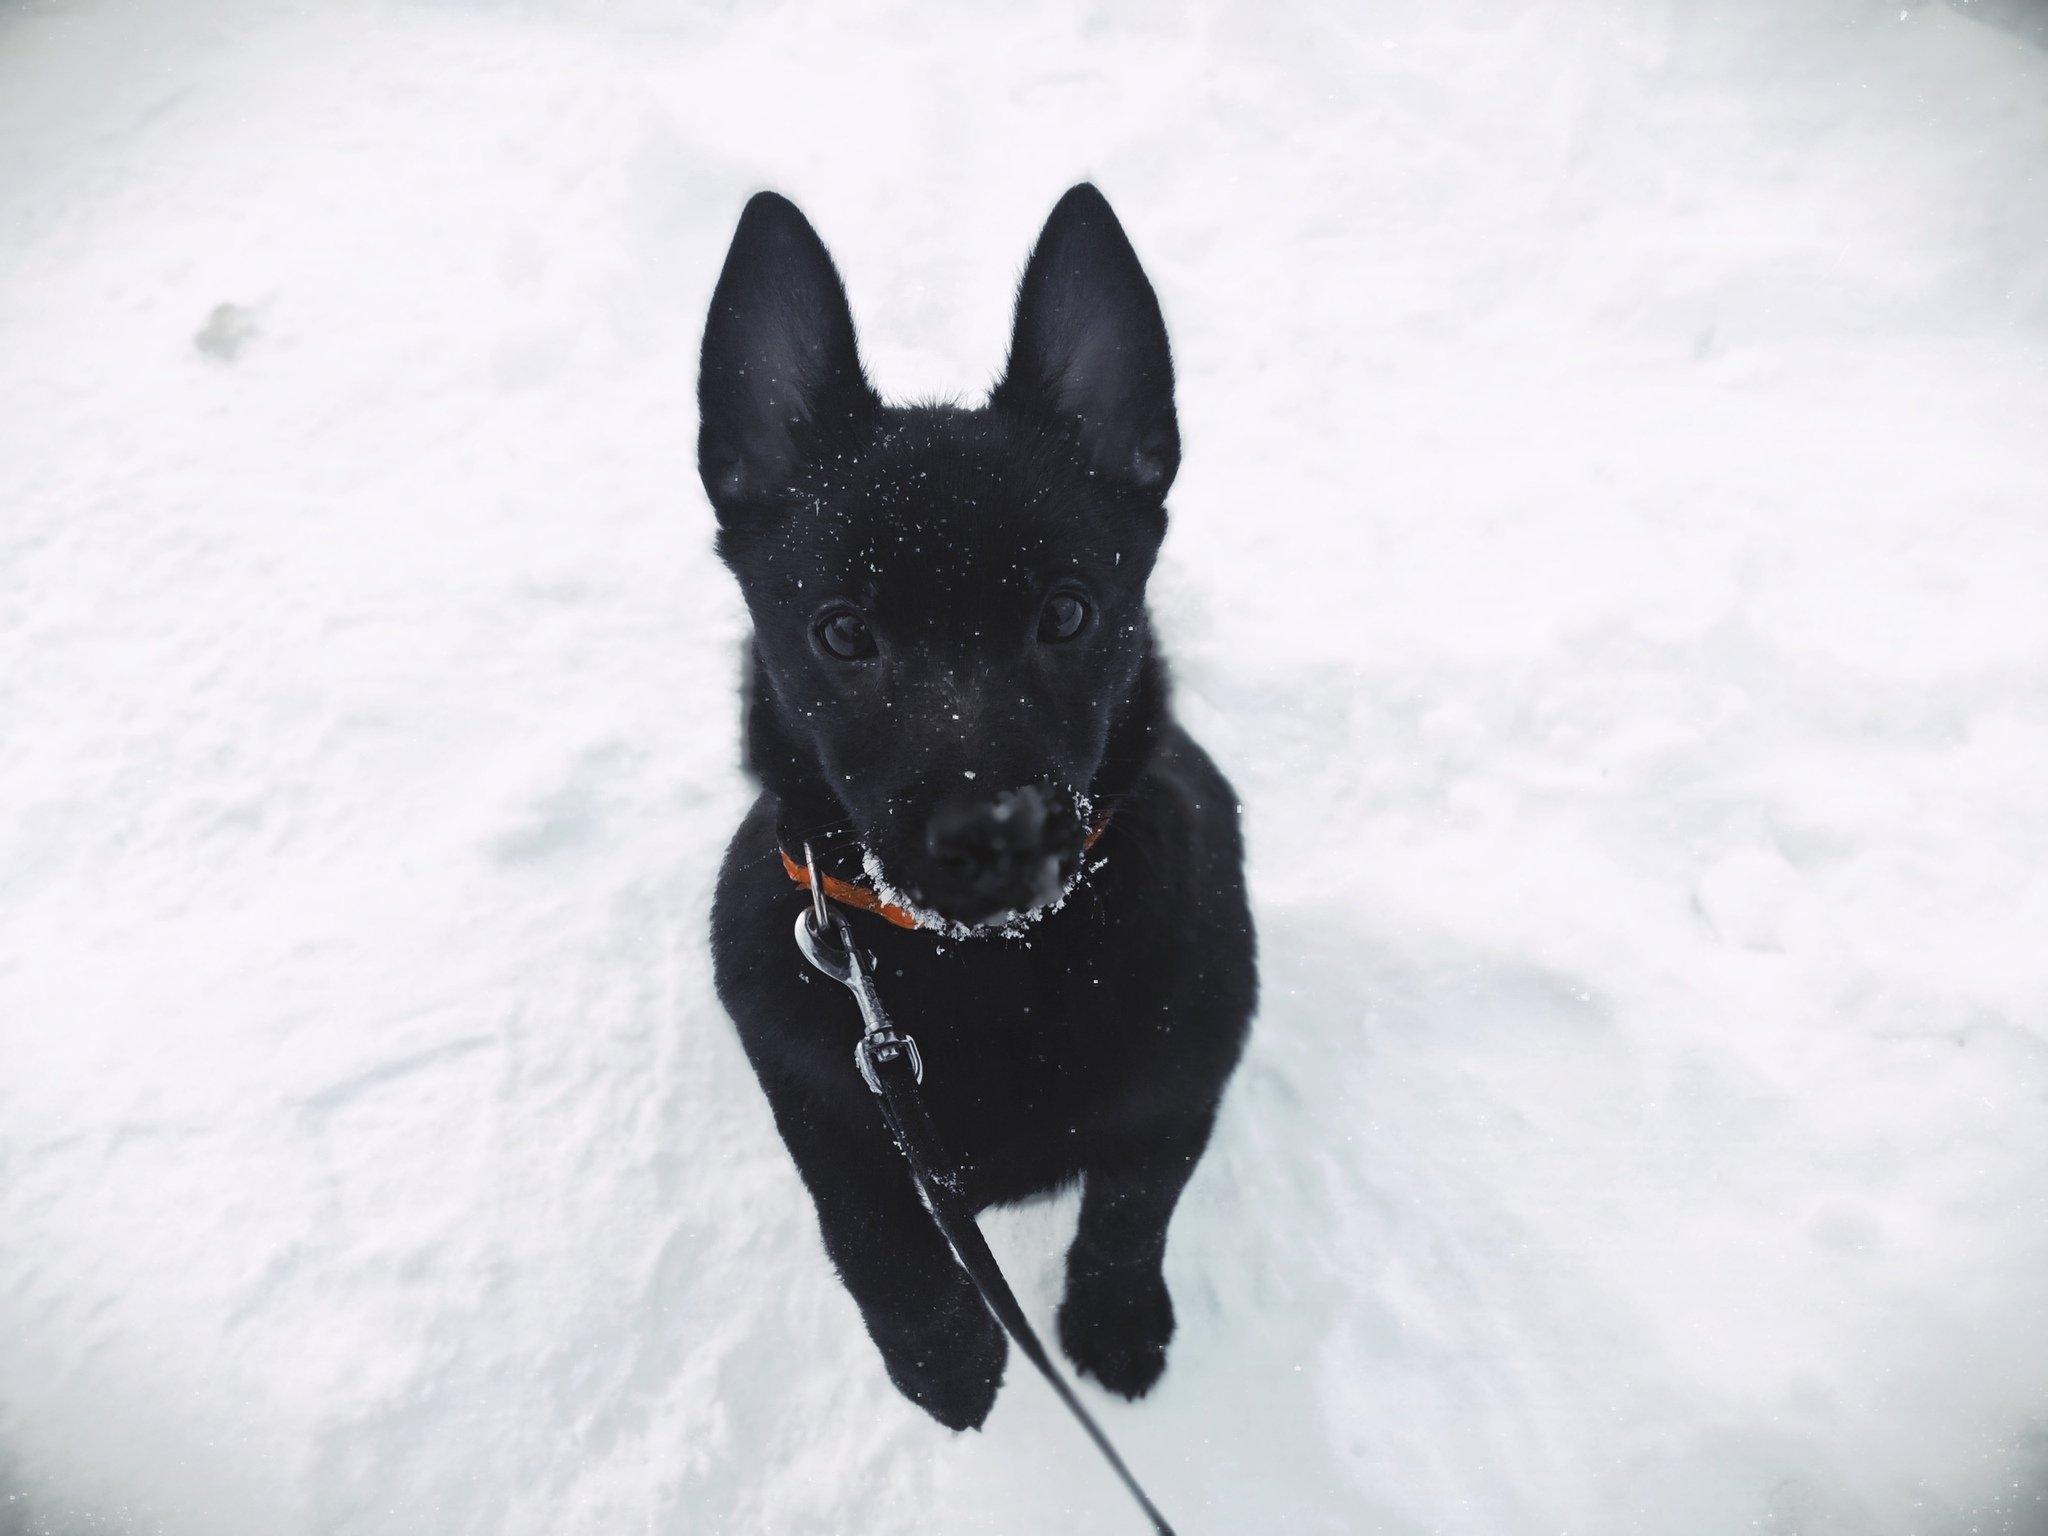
[915,783,1082,924]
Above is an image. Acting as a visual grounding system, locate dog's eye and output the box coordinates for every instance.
[816,609,875,660]
[1038,593,1088,643]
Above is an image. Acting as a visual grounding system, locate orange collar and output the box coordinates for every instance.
[781,816,1110,932]
[779,846,922,929]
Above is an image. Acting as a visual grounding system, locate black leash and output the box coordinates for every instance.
[794,849,1178,1536]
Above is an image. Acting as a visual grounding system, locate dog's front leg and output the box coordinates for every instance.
[777,1103,1008,1430]
[1059,1125,1210,1399]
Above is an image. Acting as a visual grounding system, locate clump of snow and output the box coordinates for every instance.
[2,0,2047,1533]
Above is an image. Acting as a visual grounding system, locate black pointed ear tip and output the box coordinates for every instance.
[732,190,822,245]
[1048,181,1118,224]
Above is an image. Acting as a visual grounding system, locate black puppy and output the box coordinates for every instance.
[700,184,1256,1431]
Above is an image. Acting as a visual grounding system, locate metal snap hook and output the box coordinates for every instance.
[803,841,831,937]
[796,842,854,979]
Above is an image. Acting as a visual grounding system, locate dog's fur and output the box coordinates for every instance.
[701,184,1256,1430]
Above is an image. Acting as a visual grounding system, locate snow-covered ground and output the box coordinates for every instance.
[3,0,2047,1530]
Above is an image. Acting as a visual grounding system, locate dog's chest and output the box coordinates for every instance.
[871,933,1148,1194]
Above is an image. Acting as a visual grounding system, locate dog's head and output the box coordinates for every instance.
[699,185,1178,931]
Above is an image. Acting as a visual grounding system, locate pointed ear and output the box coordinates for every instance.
[698,192,878,514]
[993,184,1179,495]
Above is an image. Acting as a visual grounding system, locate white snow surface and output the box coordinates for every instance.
[3,0,2048,1531]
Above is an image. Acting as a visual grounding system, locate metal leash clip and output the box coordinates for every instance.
[793,843,922,1092]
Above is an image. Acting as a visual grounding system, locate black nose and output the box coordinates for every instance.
[922,784,1077,918]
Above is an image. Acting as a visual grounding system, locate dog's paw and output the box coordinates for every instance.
[877,1292,1008,1431]
[1058,1262,1175,1400]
